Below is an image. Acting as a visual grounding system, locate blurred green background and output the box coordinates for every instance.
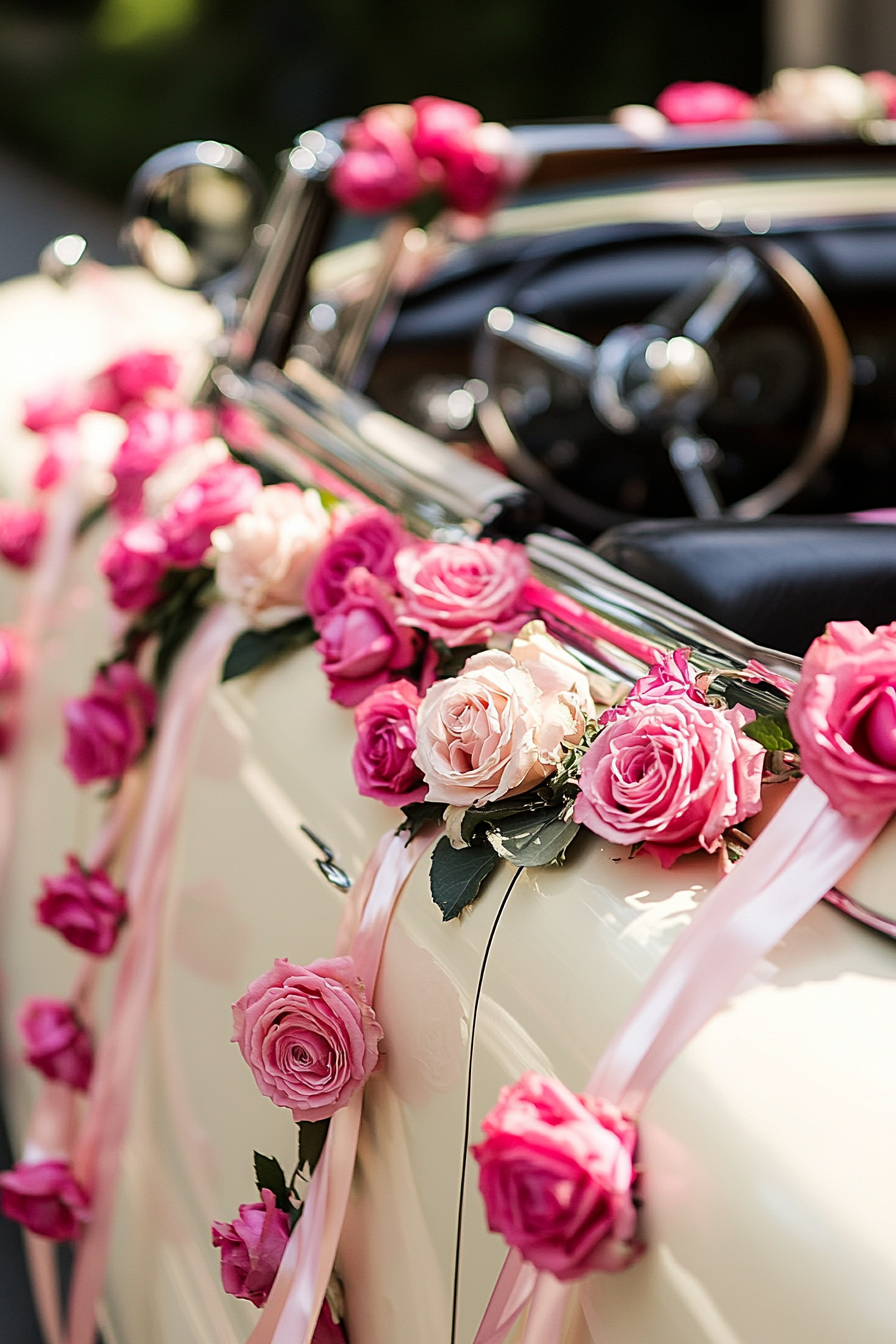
[0,0,763,199]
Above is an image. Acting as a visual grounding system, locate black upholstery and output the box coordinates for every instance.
[593,517,896,656]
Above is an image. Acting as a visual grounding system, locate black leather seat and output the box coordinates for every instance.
[593,517,896,656]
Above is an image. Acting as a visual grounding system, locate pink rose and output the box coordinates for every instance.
[317,568,418,707]
[864,70,896,118]
[89,350,179,414]
[0,627,23,695]
[574,697,764,867]
[160,459,262,568]
[110,405,211,516]
[411,95,482,160]
[601,647,707,724]
[414,635,593,807]
[0,501,45,569]
[440,123,514,216]
[0,1160,90,1240]
[211,484,331,627]
[331,105,424,214]
[36,855,128,956]
[352,679,427,806]
[656,80,754,125]
[18,997,93,1090]
[33,430,74,492]
[211,1188,290,1307]
[232,955,383,1122]
[305,507,409,620]
[100,520,168,612]
[63,661,156,785]
[23,385,91,433]
[472,1073,640,1280]
[395,538,530,646]
[788,621,896,818]
[312,1302,348,1343]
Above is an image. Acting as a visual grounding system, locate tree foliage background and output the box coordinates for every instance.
[0,0,763,199]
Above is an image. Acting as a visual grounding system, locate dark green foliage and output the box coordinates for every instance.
[222,616,317,682]
[429,834,499,920]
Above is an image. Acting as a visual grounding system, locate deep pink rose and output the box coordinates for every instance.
[440,126,511,215]
[100,520,168,612]
[0,627,23,695]
[656,80,754,125]
[305,508,409,620]
[211,1188,290,1308]
[32,429,74,492]
[312,1302,348,1342]
[36,855,128,956]
[18,997,93,1090]
[395,538,530,646]
[317,568,418,707]
[232,955,383,1122]
[89,350,179,414]
[472,1073,640,1280]
[411,95,481,160]
[0,501,45,569]
[0,1160,90,1240]
[574,696,764,867]
[160,459,262,568]
[110,405,211,517]
[23,385,91,434]
[788,621,896,818]
[601,647,707,724]
[331,105,424,213]
[63,661,156,785]
[353,679,426,806]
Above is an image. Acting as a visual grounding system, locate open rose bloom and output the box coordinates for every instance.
[0,1160,90,1240]
[18,996,93,1089]
[396,537,530,647]
[36,856,128,957]
[63,661,156,785]
[212,1188,290,1307]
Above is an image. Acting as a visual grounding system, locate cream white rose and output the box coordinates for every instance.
[211,484,330,628]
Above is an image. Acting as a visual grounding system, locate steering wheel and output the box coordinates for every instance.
[474,240,852,531]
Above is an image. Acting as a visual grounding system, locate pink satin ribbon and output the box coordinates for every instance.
[474,776,890,1344]
[247,826,436,1344]
[66,602,246,1344]
[522,576,663,669]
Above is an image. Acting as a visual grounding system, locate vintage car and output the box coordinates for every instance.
[3,109,896,1344]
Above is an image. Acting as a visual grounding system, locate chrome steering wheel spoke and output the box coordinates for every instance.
[485,307,597,382]
[666,428,725,519]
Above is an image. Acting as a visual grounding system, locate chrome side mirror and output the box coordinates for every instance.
[121,140,265,289]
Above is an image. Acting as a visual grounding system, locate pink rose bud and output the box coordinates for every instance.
[317,568,418,707]
[0,626,24,695]
[331,106,424,214]
[110,405,212,517]
[0,501,45,569]
[160,459,262,568]
[100,520,168,612]
[472,1073,641,1280]
[305,507,409,621]
[89,350,179,415]
[352,679,427,806]
[18,997,93,1090]
[22,385,91,434]
[656,80,755,125]
[395,537,530,647]
[36,855,128,957]
[63,661,156,786]
[788,621,896,816]
[232,956,383,1122]
[0,1159,90,1240]
[211,1188,290,1308]
[574,695,764,867]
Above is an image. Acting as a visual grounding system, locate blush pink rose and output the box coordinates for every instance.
[352,679,427,806]
[415,635,593,807]
[317,568,418,707]
[0,1160,90,1240]
[63,661,156,785]
[656,80,755,124]
[600,647,707,724]
[18,997,93,1090]
[100,520,168,612]
[211,1188,290,1308]
[89,350,179,415]
[232,955,383,1122]
[395,538,530,646]
[211,484,330,627]
[788,620,896,818]
[472,1072,640,1280]
[0,501,45,569]
[160,459,262,568]
[305,507,409,620]
[36,855,128,957]
[574,697,764,867]
[110,405,211,517]
[331,105,424,214]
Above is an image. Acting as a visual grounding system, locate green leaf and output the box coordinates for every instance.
[222,616,317,682]
[118,565,215,687]
[298,1119,329,1175]
[75,499,109,539]
[253,1152,292,1213]
[487,803,581,867]
[742,711,794,752]
[432,639,488,680]
[459,794,550,845]
[430,835,499,921]
[397,800,445,843]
